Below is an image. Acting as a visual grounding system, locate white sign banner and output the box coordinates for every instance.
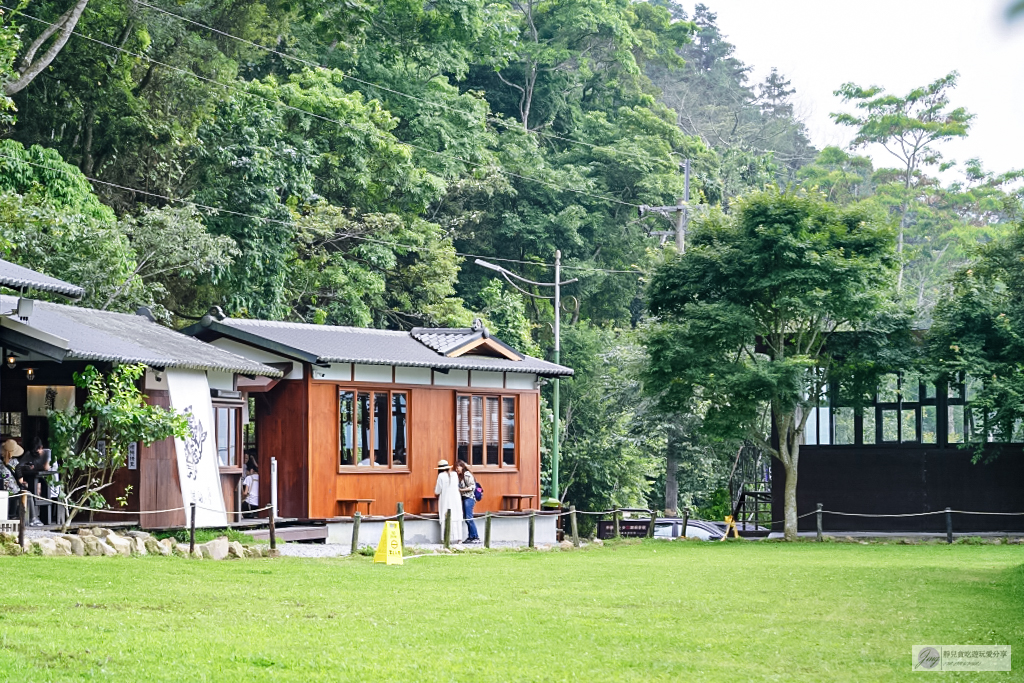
[165,369,227,527]
[26,385,75,416]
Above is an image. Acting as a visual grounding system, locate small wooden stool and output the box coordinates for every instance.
[501,494,536,511]
[337,498,374,516]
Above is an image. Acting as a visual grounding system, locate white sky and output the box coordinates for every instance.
[696,0,1024,177]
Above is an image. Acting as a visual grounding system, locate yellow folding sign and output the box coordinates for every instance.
[374,521,404,565]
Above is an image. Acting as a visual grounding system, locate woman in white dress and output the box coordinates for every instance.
[434,460,465,543]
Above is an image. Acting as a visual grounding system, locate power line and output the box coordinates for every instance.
[133,0,676,168]
[6,6,642,209]
[0,151,646,276]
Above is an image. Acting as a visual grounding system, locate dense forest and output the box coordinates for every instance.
[0,0,1020,514]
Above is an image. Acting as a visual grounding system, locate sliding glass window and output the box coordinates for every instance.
[339,389,408,470]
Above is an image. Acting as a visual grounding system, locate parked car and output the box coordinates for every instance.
[652,518,724,541]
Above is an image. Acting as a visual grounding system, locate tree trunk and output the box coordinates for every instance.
[81,108,95,175]
[782,455,798,541]
[4,0,90,96]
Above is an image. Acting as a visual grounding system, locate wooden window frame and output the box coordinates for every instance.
[804,372,978,448]
[213,402,244,471]
[338,387,410,472]
[456,393,517,471]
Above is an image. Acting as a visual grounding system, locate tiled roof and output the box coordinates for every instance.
[411,328,478,355]
[0,295,281,376]
[0,258,84,298]
[187,316,573,377]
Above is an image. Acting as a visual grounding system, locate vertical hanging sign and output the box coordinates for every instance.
[165,369,227,527]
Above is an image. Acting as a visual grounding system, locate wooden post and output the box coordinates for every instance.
[646,509,656,539]
[484,512,492,549]
[816,503,823,542]
[569,505,579,547]
[945,507,953,544]
[268,510,277,551]
[188,503,197,555]
[528,511,535,548]
[443,509,451,549]
[397,502,405,547]
[351,511,361,555]
[681,507,689,539]
[613,509,621,539]
[18,491,27,548]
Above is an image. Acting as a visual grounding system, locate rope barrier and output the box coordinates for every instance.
[18,491,274,517]
[17,491,1024,529]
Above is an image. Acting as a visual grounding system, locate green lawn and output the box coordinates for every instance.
[0,541,1021,682]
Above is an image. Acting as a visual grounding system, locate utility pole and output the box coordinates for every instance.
[640,159,691,516]
[642,158,691,253]
[475,252,577,504]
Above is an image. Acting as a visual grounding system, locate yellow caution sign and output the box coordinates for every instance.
[374,521,404,565]
[719,515,740,541]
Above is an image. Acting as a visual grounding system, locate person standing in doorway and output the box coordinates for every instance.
[455,460,480,543]
[434,460,464,543]
[241,456,259,519]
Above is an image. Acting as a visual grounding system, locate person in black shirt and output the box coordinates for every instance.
[16,437,48,526]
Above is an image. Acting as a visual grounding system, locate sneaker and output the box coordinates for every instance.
[466,537,481,544]
[30,519,43,527]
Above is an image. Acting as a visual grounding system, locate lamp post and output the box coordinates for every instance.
[474,251,577,503]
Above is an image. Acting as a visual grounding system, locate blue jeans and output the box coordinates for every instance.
[462,496,479,539]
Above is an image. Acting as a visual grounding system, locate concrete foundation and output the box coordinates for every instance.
[326,514,558,547]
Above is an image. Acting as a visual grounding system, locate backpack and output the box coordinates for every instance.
[474,481,483,502]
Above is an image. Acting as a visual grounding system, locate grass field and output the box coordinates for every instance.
[0,541,1021,681]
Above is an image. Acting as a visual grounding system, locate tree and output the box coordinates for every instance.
[110,206,239,319]
[832,72,973,291]
[644,190,902,540]
[928,222,1024,450]
[48,364,187,531]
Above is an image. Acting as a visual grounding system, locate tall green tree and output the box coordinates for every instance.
[832,72,973,293]
[644,190,902,539]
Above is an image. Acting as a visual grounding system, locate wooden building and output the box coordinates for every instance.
[0,260,280,528]
[185,311,573,520]
[775,370,1024,532]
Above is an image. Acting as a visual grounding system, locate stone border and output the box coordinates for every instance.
[0,529,275,559]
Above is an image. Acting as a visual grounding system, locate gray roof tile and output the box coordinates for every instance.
[194,317,573,376]
[0,258,84,298]
[0,295,281,376]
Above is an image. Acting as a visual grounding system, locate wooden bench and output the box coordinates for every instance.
[501,494,536,511]
[422,497,438,514]
[337,498,374,516]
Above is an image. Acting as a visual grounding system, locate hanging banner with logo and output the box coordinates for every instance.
[165,368,227,527]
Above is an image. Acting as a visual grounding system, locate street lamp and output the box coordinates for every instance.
[474,251,577,504]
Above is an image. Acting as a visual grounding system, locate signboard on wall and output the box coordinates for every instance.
[127,442,138,470]
[165,369,227,527]
[26,385,75,416]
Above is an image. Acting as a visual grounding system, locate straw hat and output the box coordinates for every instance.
[436,459,451,471]
[2,439,24,458]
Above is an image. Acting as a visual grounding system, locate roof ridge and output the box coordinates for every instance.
[226,319,409,335]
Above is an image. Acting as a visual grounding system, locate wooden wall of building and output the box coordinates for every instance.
[772,445,1024,532]
[257,378,309,519]
[260,375,542,519]
[138,390,185,529]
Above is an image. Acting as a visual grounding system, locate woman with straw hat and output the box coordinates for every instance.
[433,459,465,543]
[2,439,24,519]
